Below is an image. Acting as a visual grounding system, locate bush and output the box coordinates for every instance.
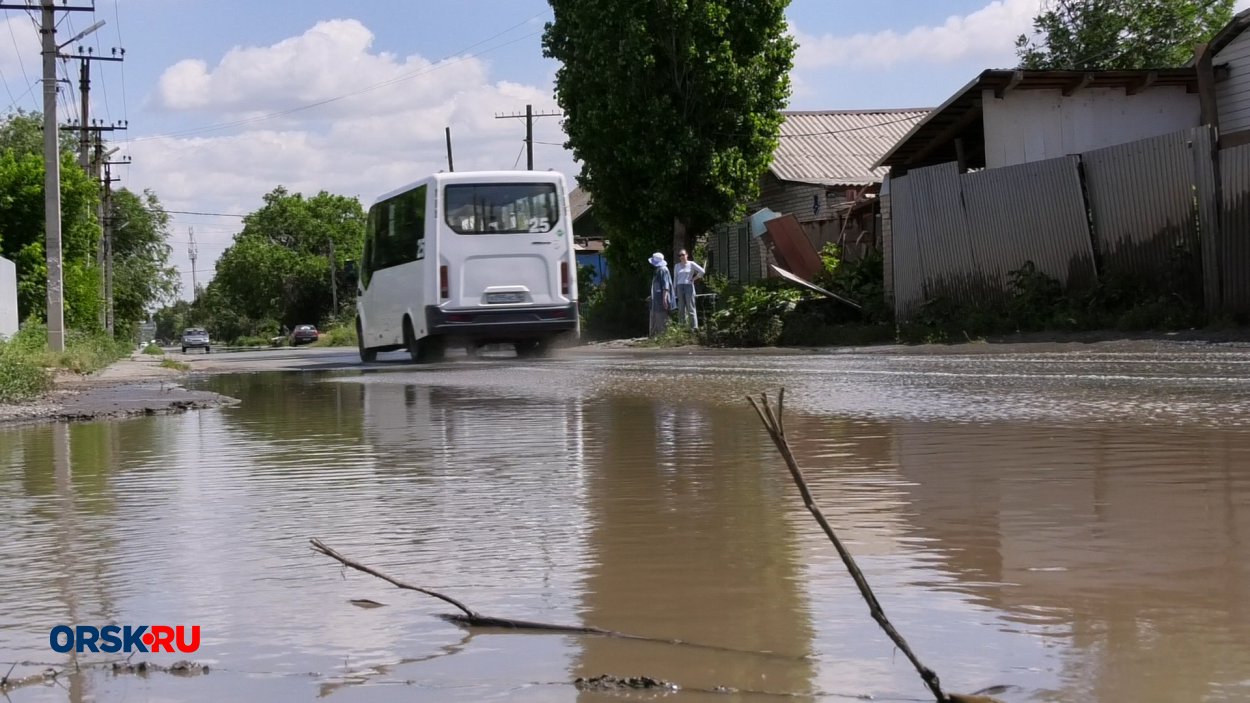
[312,321,357,347]
[0,347,51,403]
[233,336,272,347]
[142,342,163,355]
[701,280,801,347]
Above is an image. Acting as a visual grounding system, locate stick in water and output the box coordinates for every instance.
[747,390,1002,703]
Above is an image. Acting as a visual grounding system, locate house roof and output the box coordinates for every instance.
[875,68,1199,172]
[770,109,930,187]
[569,186,592,221]
[1202,8,1250,58]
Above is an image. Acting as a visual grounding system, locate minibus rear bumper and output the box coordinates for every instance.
[425,303,578,338]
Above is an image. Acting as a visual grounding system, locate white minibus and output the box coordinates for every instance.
[356,171,580,363]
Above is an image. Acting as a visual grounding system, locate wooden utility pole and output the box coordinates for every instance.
[445,126,454,172]
[494,104,562,170]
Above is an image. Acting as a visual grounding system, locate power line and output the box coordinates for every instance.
[511,139,526,169]
[163,209,246,217]
[4,11,35,110]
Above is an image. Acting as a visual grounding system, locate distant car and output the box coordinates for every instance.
[290,324,319,345]
[181,327,211,354]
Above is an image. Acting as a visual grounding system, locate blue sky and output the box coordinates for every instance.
[2,0,1246,299]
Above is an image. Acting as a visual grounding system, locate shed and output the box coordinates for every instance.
[710,108,929,283]
[875,68,1200,174]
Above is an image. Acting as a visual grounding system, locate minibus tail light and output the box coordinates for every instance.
[440,265,449,299]
[560,262,569,296]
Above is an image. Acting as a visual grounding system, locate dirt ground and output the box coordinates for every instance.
[0,352,238,428]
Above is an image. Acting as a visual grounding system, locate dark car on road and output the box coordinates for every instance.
[290,325,320,345]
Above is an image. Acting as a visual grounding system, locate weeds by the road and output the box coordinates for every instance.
[159,358,190,371]
[143,342,163,355]
[0,323,130,403]
[312,320,357,347]
[638,324,699,347]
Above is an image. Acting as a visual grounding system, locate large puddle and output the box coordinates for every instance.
[1,346,1248,702]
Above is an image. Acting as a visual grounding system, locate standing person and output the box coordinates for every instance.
[648,252,672,337]
[672,249,706,328]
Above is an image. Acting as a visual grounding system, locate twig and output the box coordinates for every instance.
[308,539,806,661]
[310,539,477,617]
[748,389,952,703]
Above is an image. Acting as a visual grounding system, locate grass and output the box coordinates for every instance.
[142,342,164,355]
[159,358,190,371]
[0,323,131,404]
[312,321,358,347]
[637,323,699,348]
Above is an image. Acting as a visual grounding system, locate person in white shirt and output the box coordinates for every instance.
[672,249,706,328]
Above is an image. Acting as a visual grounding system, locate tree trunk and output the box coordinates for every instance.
[672,217,689,259]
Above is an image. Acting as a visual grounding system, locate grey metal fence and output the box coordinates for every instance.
[887,126,1239,319]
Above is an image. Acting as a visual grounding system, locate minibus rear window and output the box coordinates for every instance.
[444,183,560,234]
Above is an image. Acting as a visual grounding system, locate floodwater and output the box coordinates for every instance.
[1,345,1249,703]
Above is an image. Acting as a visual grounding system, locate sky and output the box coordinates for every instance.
[2,0,1248,300]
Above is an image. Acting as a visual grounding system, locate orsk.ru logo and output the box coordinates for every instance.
[49,625,201,654]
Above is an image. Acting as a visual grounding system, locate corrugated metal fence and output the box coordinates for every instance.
[886,126,1242,319]
[1219,143,1250,314]
[709,221,762,284]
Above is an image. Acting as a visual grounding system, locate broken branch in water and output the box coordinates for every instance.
[309,538,797,660]
[747,389,1002,703]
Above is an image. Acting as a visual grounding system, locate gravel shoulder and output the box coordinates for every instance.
[0,353,239,428]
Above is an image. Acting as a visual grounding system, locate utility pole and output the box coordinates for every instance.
[328,238,337,312]
[494,104,562,170]
[188,227,198,301]
[69,43,123,172]
[445,126,454,172]
[0,1,101,351]
[101,152,128,336]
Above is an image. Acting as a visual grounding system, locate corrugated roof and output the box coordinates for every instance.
[569,186,592,221]
[770,109,931,187]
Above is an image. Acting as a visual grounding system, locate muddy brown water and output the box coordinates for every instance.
[1,346,1248,702]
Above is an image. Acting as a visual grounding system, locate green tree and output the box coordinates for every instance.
[202,186,365,339]
[1016,0,1235,69]
[0,109,79,158]
[542,0,796,318]
[0,150,101,327]
[108,189,179,329]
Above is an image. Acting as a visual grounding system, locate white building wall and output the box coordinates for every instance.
[982,87,1201,168]
[1215,31,1250,133]
[0,256,17,340]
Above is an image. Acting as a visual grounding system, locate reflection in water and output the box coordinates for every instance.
[573,395,815,698]
[0,347,1247,703]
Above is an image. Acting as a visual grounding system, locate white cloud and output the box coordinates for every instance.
[135,18,575,299]
[794,0,1042,70]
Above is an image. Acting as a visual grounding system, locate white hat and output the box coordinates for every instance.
[648,252,666,267]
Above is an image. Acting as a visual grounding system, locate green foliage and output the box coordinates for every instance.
[109,189,180,330]
[543,0,796,330]
[312,320,358,347]
[0,109,78,158]
[0,148,101,326]
[0,323,128,393]
[1016,0,1234,69]
[180,186,365,340]
[700,279,801,347]
[159,357,190,371]
[639,324,698,348]
[0,333,52,403]
[142,342,163,355]
[811,244,890,323]
[895,259,1209,343]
